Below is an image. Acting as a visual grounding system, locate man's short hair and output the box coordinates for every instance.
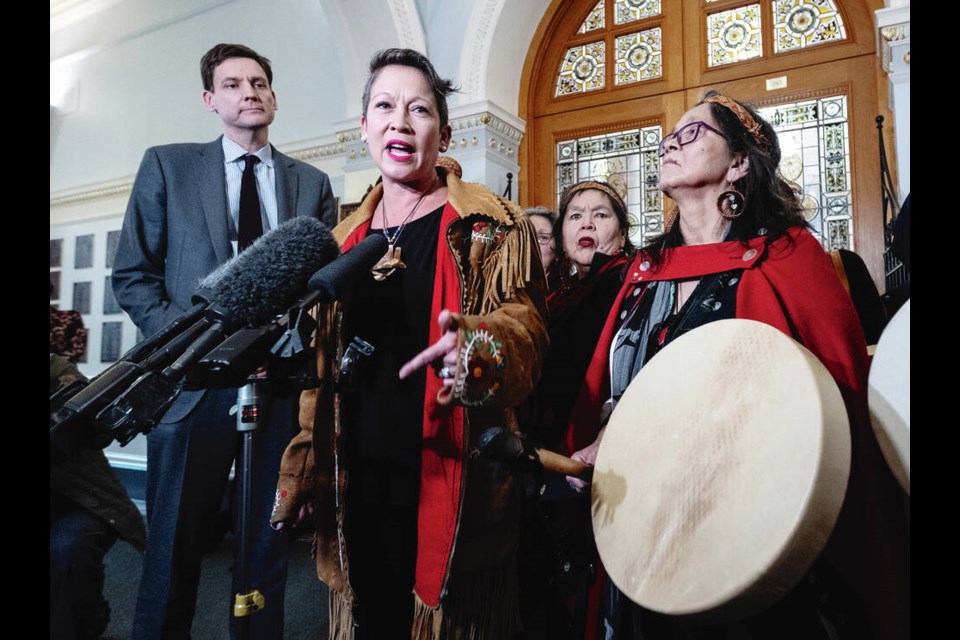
[201,43,273,92]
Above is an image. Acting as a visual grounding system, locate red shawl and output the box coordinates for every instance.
[568,227,909,638]
[339,201,465,607]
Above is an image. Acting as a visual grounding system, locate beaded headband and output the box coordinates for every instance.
[701,94,771,152]
[559,180,627,217]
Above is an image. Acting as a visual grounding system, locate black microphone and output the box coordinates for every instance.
[308,233,388,302]
[161,216,339,378]
[51,217,340,456]
[199,216,341,329]
[187,234,389,390]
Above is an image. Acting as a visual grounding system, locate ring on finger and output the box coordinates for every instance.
[438,366,454,380]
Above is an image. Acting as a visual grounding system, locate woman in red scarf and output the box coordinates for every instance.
[565,91,909,639]
[272,49,549,639]
[518,180,634,639]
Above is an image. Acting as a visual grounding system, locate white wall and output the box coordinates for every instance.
[51,0,345,193]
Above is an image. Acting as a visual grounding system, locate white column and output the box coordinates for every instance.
[875,4,910,202]
[337,100,526,205]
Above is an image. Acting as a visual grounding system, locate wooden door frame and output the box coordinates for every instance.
[519,0,894,288]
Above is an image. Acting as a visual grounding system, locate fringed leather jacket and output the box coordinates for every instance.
[272,164,549,639]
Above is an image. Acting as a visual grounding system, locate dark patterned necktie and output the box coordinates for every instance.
[238,154,262,253]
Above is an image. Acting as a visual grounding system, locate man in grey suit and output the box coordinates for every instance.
[112,43,337,640]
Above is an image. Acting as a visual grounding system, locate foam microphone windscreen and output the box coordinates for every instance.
[198,216,340,328]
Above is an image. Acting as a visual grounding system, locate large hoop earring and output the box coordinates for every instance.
[717,190,745,219]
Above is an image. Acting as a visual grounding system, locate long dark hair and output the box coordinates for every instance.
[645,89,805,265]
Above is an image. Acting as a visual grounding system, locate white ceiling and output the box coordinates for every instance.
[51,0,232,64]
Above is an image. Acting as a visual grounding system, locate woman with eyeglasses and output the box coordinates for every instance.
[561,90,909,638]
[526,206,561,292]
[517,180,634,639]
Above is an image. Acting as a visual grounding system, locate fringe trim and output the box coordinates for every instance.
[411,561,521,640]
[478,215,535,316]
[328,589,354,640]
[412,595,443,640]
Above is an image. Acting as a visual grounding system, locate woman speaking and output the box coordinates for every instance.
[271,49,548,639]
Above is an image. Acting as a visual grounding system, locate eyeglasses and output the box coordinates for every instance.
[657,121,724,157]
[536,233,554,245]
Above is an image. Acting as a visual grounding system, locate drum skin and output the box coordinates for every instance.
[592,319,851,622]
[868,300,910,494]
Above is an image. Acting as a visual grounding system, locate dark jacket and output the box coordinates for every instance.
[50,354,146,551]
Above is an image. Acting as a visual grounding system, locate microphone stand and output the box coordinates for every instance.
[232,379,265,638]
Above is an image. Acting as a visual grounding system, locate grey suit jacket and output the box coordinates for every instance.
[111,137,337,419]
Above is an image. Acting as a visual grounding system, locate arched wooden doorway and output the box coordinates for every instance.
[519,0,892,288]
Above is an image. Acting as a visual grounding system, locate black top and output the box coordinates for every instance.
[344,205,444,505]
[528,251,630,452]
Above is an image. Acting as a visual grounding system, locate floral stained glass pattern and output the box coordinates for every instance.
[578,0,605,33]
[757,95,852,251]
[615,28,663,85]
[556,41,606,96]
[556,125,664,246]
[773,0,846,53]
[614,0,661,25]
[707,4,762,67]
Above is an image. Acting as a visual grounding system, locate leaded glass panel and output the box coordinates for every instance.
[51,271,61,300]
[615,28,663,85]
[773,0,846,53]
[103,275,123,315]
[556,125,664,246]
[707,4,762,67]
[73,281,91,315]
[757,95,852,251]
[556,41,606,96]
[614,0,661,25]
[51,239,62,268]
[101,321,123,363]
[106,230,121,268]
[578,1,605,33]
[75,234,94,269]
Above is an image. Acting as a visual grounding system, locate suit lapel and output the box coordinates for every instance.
[273,146,297,224]
[198,138,232,263]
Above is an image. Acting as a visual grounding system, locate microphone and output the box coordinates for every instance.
[199,216,341,329]
[187,234,389,389]
[308,233,388,302]
[160,216,339,377]
[51,217,339,456]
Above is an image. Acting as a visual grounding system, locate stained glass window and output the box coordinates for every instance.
[773,0,847,53]
[556,41,606,96]
[773,0,846,53]
[614,0,661,25]
[557,125,664,246]
[615,28,663,85]
[578,0,605,33]
[757,95,852,251]
[707,4,762,67]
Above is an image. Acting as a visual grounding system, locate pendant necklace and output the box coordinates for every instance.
[371,191,428,281]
